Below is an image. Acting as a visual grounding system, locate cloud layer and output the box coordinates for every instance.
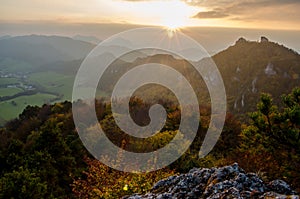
[123,0,300,26]
[184,0,300,21]
[1,0,299,29]
[192,11,229,19]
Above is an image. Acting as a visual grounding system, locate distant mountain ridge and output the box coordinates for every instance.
[0,35,11,40]
[73,35,101,45]
[0,35,95,67]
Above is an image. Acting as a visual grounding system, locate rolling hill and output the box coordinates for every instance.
[96,36,300,116]
[0,35,299,125]
[0,35,95,125]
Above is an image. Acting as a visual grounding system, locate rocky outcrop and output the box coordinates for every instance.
[124,163,298,199]
[260,36,269,43]
[235,37,248,45]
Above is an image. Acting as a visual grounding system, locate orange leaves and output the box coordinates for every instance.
[72,157,176,198]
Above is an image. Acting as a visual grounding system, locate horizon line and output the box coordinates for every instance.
[1,20,300,32]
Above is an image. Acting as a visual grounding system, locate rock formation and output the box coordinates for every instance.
[260,36,269,43]
[124,163,298,199]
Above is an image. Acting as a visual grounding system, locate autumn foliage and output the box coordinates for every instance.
[0,87,299,198]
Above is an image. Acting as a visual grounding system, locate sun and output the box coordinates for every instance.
[117,0,196,31]
[161,16,186,37]
[160,3,189,30]
[157,0,195,36]
[162,18,185,30]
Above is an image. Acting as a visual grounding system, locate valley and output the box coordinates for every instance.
[0,34,299,198]
[1,1,300,198]
[0,35,95,125]
[1,35,300,126]
[0,63,75,124]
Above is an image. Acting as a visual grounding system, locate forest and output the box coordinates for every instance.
[0,87,299,198]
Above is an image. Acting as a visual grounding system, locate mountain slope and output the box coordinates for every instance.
[212,37,300,114]
[0,35,299,123]
[73,35,101,45]
[0,35,95,67]
[99,37,300,115]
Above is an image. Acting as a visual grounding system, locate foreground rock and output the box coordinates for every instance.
[124,163,299,199]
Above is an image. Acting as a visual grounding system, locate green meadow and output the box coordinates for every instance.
[0,87,23,96]
[0,70,75,126]
[28,72,75,100]
[0,93,58,121]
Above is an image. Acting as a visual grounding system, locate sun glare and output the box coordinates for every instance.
[161,14,187,38]
[159,4,190,37]
[162,18,185,30]
[166,27,178,38]
[159,1,191,31]
[164,23,181,38]
[118,0,196,30]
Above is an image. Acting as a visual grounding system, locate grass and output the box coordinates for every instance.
[29,72,69,85]
[0,70,109,126]
[0,93,57,126]
[29,72,74,100]
[45,76,74,100]
[0,78,20,85]
[0,71,75,126]
[0,87,23,96]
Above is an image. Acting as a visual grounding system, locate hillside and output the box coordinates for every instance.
[213,37,300,114]
[73,35,101,44]
[0,35,95,65]
[0,35,95,125]
[98,37,300,117]
[0,35,300,125]
[0,87,299,198]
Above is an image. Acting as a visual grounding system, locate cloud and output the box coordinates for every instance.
[182,0,300,7]
[193,11,229,19]
[121,0,300,10]
[121,0,300,20]
[182,0,300,14]
[184,0,300,25]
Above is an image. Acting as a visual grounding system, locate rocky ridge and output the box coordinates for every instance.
[124,163,299,199]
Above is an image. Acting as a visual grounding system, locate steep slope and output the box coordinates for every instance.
[212,37,300,114]
[100,37,300,115]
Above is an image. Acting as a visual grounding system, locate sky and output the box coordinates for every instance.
[1,0,299,53]
[1,0,300,30]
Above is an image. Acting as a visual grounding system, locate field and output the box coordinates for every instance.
[0,77,20,85]
[0,87,23,96]
[0,69,75,126]
[0,67,110,126]
[0,93,58,121]
[28,72,75,100]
